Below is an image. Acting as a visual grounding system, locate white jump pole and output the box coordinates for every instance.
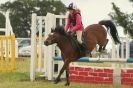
[30,13,37,81]
[38,16,43,72]
[44,13,56,80]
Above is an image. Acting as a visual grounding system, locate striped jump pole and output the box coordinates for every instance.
[53,56,133,63]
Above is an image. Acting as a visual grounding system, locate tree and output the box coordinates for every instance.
[0,0,66,37]
[109,2,133,38]
[0,13,5,35]
[0,13,5,28]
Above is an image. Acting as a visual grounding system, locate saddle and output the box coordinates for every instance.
[67,32,88,57]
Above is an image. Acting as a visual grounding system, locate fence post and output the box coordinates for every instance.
[11,34,16,71]
[30,13,37,81]
[37,16,43,72]
[44,13,56,80]
[126,37,130,59]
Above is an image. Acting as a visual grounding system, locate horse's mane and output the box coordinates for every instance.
[53,26,83,57]
[53,26,67,36]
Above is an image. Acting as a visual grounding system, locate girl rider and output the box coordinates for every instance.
[65,3,84,44]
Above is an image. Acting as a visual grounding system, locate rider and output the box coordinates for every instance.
[65,2,84,44]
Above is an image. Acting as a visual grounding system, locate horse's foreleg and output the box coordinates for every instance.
[54,64,65,84]
[54,60,70,85]
[65,64,70,86]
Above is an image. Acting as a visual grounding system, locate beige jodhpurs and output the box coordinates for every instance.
[76,31,82,43]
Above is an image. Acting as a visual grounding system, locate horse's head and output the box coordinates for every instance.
[44,31,59,46]
[44,26,67,46]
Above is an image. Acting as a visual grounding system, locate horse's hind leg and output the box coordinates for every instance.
[98,46,102,52]
[103,39,109,50]
[89,53,92,57]
[98,39,108,52]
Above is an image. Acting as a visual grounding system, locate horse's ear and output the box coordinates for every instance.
[51,28,54,32]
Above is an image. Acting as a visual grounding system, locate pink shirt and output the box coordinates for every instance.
[65,13,84,32]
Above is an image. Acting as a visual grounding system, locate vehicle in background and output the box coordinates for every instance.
[16,38,31,49]
[18,45,45,57]
[16,38,31,57]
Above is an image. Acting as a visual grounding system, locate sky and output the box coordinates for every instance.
[0,0,133,49]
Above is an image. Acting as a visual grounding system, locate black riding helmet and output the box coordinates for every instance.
[67,3,77,10]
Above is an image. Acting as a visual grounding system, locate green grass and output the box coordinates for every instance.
[0,81,118,88]
[0,57,133,88]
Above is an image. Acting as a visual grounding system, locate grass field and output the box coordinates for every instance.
[0,57,133,88]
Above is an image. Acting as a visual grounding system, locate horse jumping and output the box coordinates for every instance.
[44,20,121,86]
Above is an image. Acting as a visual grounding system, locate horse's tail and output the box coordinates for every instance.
[99,20,121,44]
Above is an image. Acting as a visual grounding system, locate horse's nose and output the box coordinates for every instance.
[44,41,48,46]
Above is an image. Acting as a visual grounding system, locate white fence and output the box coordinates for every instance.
[30,13,66,81]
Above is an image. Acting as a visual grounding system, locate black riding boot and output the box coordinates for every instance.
[79,42,86,50]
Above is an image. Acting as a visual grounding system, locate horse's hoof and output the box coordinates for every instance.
[64,83,70,86]
[54,79,60,84]
[101,49,107,53]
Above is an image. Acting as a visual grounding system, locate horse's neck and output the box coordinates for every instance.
[57,36,72,54]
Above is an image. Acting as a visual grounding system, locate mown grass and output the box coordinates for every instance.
[0,57,133,88]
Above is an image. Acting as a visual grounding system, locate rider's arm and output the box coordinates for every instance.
[72,14,82,32]
[65,16,71,31]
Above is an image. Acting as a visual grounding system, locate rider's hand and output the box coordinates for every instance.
[67,31,72,34]
[67,29,72,34]
[71,32,75,35]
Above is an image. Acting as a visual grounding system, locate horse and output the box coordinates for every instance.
[44,20,121,86]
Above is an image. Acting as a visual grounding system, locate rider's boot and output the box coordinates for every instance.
[80,42,86,50]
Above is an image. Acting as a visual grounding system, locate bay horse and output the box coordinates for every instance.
[44,20,121,86]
